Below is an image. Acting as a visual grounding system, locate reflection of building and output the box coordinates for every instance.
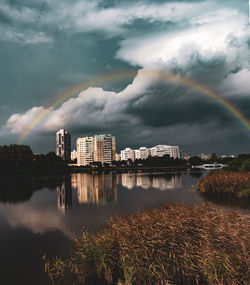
[71,173,117,206]
[150,145,180,159]
[56,129,71,160]
[121,173,182,191]
[152,175,181,190]
[57,176,72,213]
[121,173,137,189]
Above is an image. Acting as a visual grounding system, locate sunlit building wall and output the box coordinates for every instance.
[93,134,116,164]
[77,136,94,166]
[116,153,121,161]
[56,129,71,160]
[150,145,180,159]
[71,149,77,161]
[121,148,135,161]
[134,147,150,160]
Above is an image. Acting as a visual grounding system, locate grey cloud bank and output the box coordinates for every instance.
[0,0,249,154]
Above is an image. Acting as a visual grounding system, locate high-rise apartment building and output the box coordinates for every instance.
[56,129,71,160]
[77,136,94,166]
[93,134,116,165]
[76,134,116,166]
[150,145,180,159]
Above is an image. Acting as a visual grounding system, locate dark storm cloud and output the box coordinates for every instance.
[0,0,249,154]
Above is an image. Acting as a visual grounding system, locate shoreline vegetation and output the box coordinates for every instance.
[1,144,249,175]
[197,169,250,204]
[44,203,250,285]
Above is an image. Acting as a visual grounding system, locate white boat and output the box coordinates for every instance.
[192,163,224,170]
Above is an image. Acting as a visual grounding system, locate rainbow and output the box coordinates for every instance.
[18,69,250,143]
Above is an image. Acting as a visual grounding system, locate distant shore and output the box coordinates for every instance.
[68,164,189,173]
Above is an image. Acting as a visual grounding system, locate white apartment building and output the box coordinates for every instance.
[77,136,94,166]
[71,150,77,161]
[135,147,150,160]
[150,145,180,159]
[120,148,135,161]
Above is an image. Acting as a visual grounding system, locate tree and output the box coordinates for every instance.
[188,156,202,166]
[240,159,250,172]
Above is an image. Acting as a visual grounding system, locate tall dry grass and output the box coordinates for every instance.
[44,203,249,285]
[197,171,250,197]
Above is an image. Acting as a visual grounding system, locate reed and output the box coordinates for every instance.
[197,171,250,197]
[44,203,249,285]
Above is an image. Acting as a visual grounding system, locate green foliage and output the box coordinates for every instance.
[0,144,33,172]
[188,156,202,166]
[44,204,250,285]
[240,159,250,172]
[225,159,244,171]
[224,154,250,171]
[0,144,68,174]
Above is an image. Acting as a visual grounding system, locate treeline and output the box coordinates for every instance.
[187,153,250,171]
[0,144,68,174]
[224,154,250,171]
[112,155,187,168]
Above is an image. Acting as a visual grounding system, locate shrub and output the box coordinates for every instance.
[197,171,250,194]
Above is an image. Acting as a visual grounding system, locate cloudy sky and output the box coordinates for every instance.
[0,0,249,155]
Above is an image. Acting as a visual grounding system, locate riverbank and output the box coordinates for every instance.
[44,203,249,285]
[197,170,250,201]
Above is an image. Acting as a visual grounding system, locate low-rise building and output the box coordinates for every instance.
[71,150,77,161]
[121,148,135,161]
[134,147,150,160]
[150,145,180,159]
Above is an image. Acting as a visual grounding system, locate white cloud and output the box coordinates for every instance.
[5,72,153,135]
[116,7,247,68]
[44,1,204,35]
[221,69,250,96]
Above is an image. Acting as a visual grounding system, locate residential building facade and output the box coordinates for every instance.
[134,147,150,160]
[93,134,116,165]
[76,134,116,166]
[77,136,94,166]
[56,129,71,160]
[71,150,77,161]
[121,148,135,161]
[150,145,180,159]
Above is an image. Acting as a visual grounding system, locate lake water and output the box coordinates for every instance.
[0,171,242,285]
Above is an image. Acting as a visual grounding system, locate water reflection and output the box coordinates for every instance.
[71,173,117,207]
[121,173,182,190]
[57,176,72,213]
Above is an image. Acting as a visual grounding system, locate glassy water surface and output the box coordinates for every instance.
[0,171,236,284]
